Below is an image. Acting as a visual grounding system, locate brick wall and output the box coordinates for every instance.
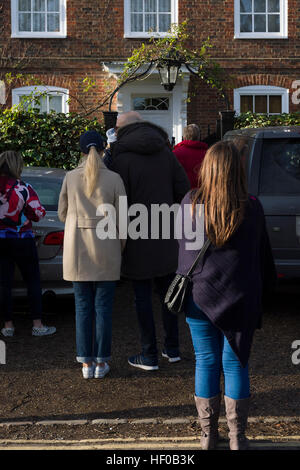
[1,0,299,132]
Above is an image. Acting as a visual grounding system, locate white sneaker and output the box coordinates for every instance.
[1,327,15,337]
[94,362,110,379]
[82,364,95,379]
[32,326,56,336]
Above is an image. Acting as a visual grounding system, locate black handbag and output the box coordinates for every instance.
[164,239,211,314]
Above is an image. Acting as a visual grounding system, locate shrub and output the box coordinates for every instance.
[235,111,300,129]
[0,109,105,170]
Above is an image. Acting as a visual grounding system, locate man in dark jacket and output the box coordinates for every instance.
[111,111,190,370]
[173,124,208,188]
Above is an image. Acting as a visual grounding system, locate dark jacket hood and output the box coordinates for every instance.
[116,121,169,156]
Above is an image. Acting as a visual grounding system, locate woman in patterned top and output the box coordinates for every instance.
[0,151,56,337]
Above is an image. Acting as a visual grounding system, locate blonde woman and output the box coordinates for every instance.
[0,151,56,337]
[177,141,276,450]
[58,131,127,379]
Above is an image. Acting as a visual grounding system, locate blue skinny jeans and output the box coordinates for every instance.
[186,296,250,400]
[73,281,116,364]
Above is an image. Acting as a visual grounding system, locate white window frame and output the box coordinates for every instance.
[234,0,288,39]
[124,0,178,38]
[12,86,69,113]
[11,0,67,38]
[234,85,289,115]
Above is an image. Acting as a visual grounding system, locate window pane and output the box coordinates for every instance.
[38,96,47,113]
[240,0,252,12]
[19,95,31,110]
[47,13,60,31]
[254,0,266,12]
[240,14,252,32]
[259,140,300,195]
[145,13,156,31]
[254,14,266,32]
[33,0,46,11]
[47,0,60,12]
[241,95,253,113]
[145,0,156,12]
[268,14,280,32]
[19,13,31,31]
[159,14,171,32]
[19,0,31,11]
[269,95,282,113]
[131,0,143,12]
[159,0,171,12]
[48,95,63,112]
[268,0,280,12]
[255,95,267,113]
[33,13,46,31]
[131,13,143,31]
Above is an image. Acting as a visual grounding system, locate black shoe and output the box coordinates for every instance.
[162,349,181,363]
[128,354,159,371]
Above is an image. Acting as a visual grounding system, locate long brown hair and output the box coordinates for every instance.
[0,151,23,179]
[192,141,248,247]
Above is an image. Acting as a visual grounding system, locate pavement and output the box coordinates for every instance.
[0,416,300,451]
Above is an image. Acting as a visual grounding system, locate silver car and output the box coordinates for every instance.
[12,167,73,298]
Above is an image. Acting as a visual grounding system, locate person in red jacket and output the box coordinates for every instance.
[173,124,208,188]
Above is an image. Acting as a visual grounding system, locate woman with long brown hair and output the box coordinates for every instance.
[177,141,276,450]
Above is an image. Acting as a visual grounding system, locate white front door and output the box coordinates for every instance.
[116,73,190,145]
[132,95,173,142]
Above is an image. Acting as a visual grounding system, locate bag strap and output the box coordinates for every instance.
[186,239,211,277]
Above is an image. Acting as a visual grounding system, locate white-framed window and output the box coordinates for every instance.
[234,85,289,115]
[12,86,69,113]
[11,0,67,38]
[234,0,288,39]
[124,0,178,38]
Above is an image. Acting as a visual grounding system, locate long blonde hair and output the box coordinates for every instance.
[0,151,23,179]
[83,146,103,197]
[192,141,248,247]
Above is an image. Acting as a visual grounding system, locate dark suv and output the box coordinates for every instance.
[224,126,300,279]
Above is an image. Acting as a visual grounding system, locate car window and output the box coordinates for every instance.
[224,135,255,179]
[21,176,63,211]
[259,139,300,195]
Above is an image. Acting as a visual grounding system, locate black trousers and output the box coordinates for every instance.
[132,273,179,359]
[0,237,43,322]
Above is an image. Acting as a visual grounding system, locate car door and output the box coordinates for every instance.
[253,136,300,278]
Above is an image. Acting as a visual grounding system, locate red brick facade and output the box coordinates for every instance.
[1,0,299,139]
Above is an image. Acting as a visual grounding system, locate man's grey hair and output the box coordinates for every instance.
[116,111,143,129]
[183,124,200,141]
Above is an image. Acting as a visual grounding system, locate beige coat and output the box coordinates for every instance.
[58,160,127,282]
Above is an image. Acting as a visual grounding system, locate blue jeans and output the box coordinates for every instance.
[133,274,179,359]
[0,238,43,322]
[73,281,116,364]
[186,296,250,400]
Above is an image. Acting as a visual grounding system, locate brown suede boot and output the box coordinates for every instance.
[194,394,221,450]
[224,395,250,450]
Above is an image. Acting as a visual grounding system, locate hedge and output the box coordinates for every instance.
[0,109,105,170]
[235,111,300,129]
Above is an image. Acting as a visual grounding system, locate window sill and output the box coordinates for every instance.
[234,34,288,40]
[11,33,67,39]
[124,32,175,39]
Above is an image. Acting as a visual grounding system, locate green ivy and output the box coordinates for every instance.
[0,109,105,170]
[235,111,300,129]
